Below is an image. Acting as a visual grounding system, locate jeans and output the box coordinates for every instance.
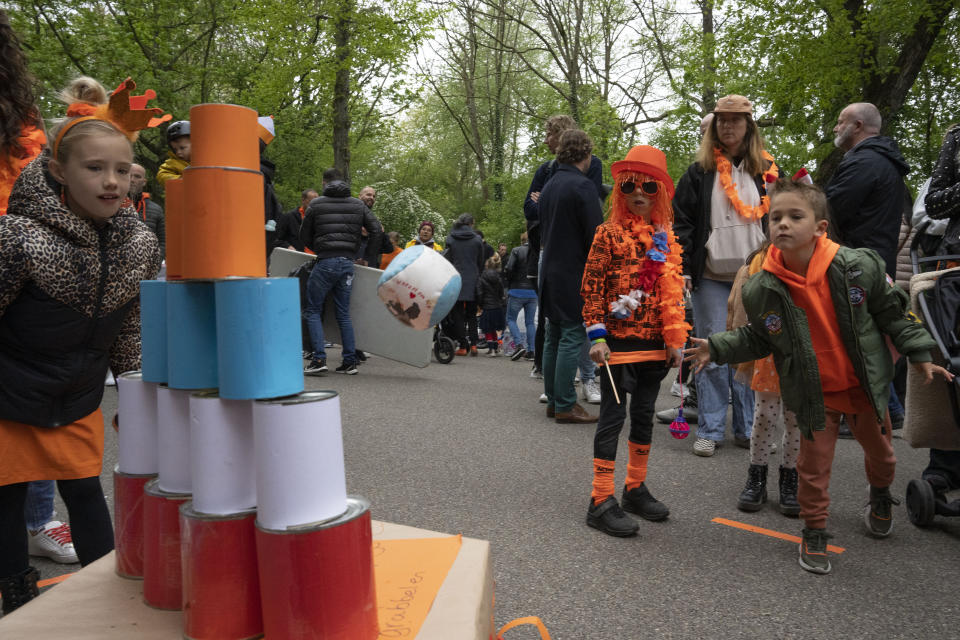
[24,481,55,531]
[692,278,753,441]
[506,295,537,352]
[305,257,356,364]
[578,341,596,383]
[543,320,586,412]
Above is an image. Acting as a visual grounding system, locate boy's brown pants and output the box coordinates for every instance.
[797,392,895,530]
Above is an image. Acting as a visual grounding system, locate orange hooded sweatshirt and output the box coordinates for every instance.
[762,234,861,404]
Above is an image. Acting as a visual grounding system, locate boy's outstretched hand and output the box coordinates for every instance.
[683,337,712,374]
[911,361,955,384]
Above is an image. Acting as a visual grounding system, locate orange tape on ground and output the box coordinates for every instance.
[37,573,74,588]
[712,517,846,554]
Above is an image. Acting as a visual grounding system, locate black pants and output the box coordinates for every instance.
[924,449,960,489]
[594,361,670,460]
[534,303,545,370]
[449,301,478,350]
[0,477,114,577]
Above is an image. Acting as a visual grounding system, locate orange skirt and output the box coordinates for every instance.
[0,409,105,486]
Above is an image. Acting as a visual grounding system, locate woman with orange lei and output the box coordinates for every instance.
[673,95,779,458]
[580,145,691,537]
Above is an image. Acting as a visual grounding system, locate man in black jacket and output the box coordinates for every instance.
[276,189,318,252]
[300,168,383,375]
[826,102,911,278]
[128,163,165,259]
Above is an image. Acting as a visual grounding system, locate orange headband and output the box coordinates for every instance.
[52,77,171,158]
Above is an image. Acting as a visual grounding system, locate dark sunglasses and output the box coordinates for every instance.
[620,181,659,196]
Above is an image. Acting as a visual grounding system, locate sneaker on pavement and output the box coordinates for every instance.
[621,483,670,521]
[798,528,832,574]
[28,521,79,564]
[733,435,751,449]
[304,359,328,375]
[510,348,526,361]
[864,485,899,537]
[692,438,716,457]
[335,362,359,375]
[586,497,638,537]
[539,393,548,403]
[455,348,468,356]
[582,379,601,404]
[302,350,314,360]
[524,351,535,361]
[657,406,698,424]
[670,380,689,397]
[530,366,543,379]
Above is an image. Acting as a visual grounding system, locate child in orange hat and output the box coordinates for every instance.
[581,145,691,537]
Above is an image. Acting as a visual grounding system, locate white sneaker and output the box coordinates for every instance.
[539,393,548,403]
[105,371,116,386]
[28,520,79,563]
[583,379,601,404]
[692,438,716,457]
[670,380,689,397]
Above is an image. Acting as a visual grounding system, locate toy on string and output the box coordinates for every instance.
[668,370,690,439]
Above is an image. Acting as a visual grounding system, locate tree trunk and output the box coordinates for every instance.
[332,0,354,183]
[700,0,716,112]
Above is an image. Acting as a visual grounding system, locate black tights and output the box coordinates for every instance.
[0,477,114,577]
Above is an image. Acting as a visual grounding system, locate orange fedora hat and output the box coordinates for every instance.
[610,145,674,199]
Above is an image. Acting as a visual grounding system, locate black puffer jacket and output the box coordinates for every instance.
[925,125,960,256]
[444,226,485,302]
[476,268,505,309]
[300,180,382,262]
[825,136,911,276]
[0,151,161,427]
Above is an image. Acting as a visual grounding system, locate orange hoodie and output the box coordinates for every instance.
[763,234,860,400]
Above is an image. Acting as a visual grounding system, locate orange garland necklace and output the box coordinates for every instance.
[713,147,769,221]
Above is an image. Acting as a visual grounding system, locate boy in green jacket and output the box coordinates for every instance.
[685,179,953,574]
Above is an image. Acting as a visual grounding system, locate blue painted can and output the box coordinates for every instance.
[140,280,168,383]
[167,282,219,389]
[214,278,303,400]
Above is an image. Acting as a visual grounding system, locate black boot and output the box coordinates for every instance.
[1,566,40,615]
[778,466,801,516]
[737,464,768,512]
[621,483,670,521]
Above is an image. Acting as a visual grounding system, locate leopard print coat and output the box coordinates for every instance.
[0,150,160,427]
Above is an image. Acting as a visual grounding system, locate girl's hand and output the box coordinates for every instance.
[590,341,611,366]
[911,361,955,384]
[683,337,712,374]
[666,347,683,368]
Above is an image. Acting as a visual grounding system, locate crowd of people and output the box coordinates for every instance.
[2,4,960,615]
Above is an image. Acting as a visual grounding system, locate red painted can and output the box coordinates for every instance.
[142,479,190,610]
[255,496,378,640]
[113,467,156,579]
[180,503,263,640]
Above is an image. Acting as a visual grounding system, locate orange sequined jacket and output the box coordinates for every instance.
[582,221,675,343]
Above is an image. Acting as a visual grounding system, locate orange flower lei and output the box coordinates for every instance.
[713,147,769,221]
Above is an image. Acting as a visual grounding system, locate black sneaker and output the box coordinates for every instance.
[524,351,535,361]
[586,497,638,537]
[304,359,327,375]
[864,485,899,537]
[510,348,526,361]
[837,415,854,439]
[356,350,367,363]
[798,528,832,574]
[335,362,359,375]
[621,483,670,521]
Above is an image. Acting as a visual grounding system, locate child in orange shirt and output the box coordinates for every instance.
[686,179,953,574]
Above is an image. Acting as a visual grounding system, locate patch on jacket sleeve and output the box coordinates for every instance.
[848,285,865,306]
[847,267,862,278]
[762,311,783,335]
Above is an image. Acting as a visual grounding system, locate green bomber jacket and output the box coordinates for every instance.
[708,246,935,439]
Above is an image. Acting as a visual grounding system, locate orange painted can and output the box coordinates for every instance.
[113,468,156,579]
[255,496,378,640]
[142,479,190,610]
[180,503,262,640]
[163,177,185,280]
[189,104,259,170]
[181,166,266,279]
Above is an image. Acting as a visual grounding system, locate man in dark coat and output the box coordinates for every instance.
[276,189,319,253]
[444,213,485,355]
[538,129,604,424]
[826,102,911,277]
[128,163,165,259]
[300,168,383,375]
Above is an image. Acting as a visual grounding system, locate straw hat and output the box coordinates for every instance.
[610,145,674,198]
[713,95,753,115]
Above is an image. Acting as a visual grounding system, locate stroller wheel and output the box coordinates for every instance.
[905,478,936,527]
[434,336,456,364]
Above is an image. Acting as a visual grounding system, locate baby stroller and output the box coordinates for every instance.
[903,228,960,527]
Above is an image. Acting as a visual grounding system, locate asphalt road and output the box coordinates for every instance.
[37,349,960,639]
